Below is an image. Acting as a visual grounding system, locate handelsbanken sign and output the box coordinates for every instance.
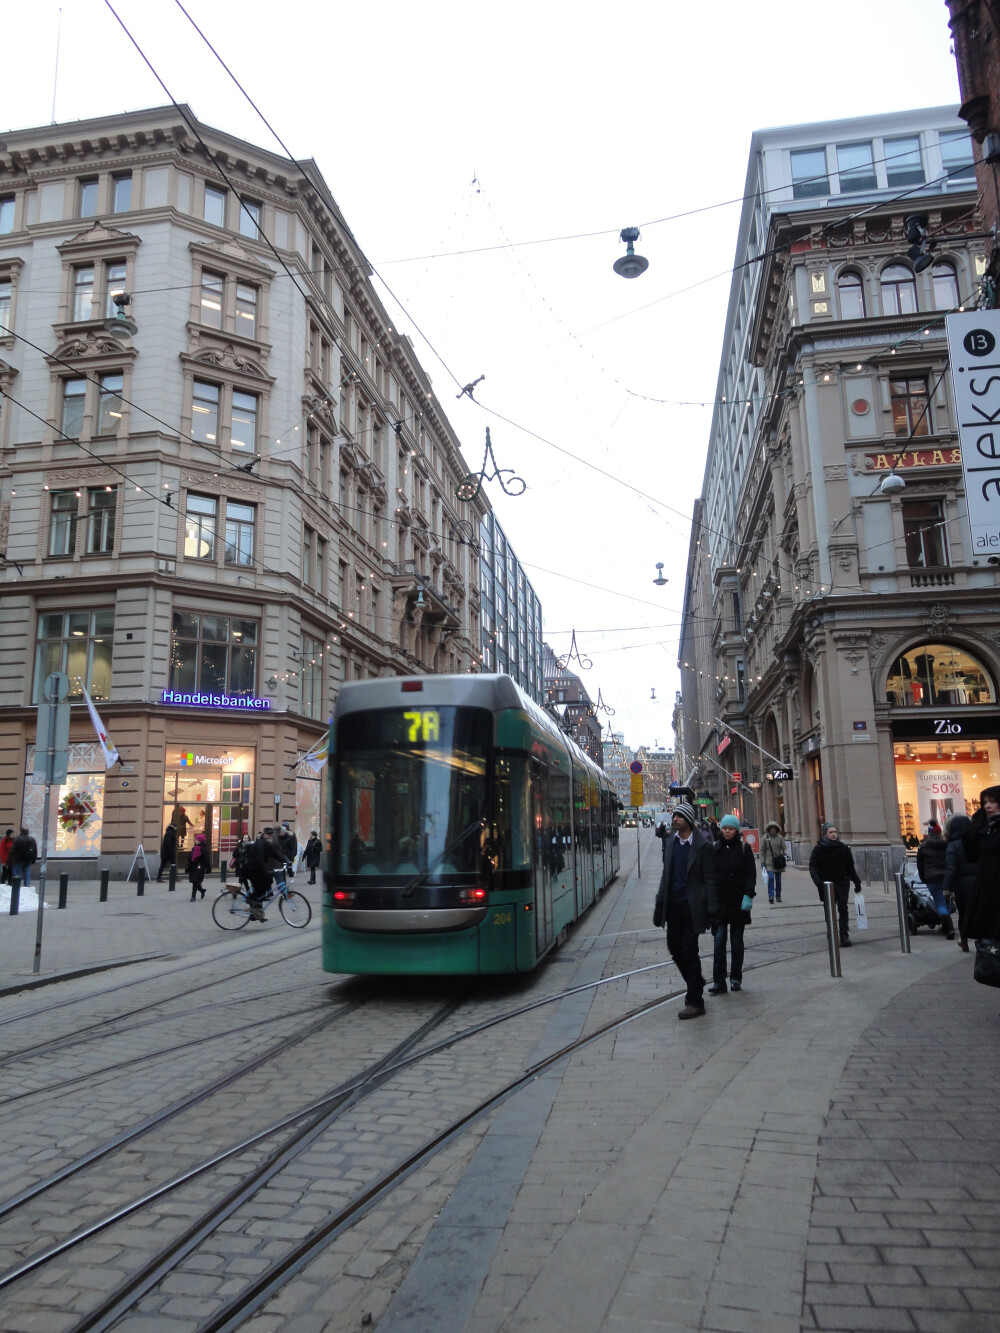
[946,310,1000,556]
[160,689,271,710]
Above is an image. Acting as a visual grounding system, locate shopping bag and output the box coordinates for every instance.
[854,892,868,930]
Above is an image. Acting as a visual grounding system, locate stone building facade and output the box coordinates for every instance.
[677,106,1000,861]
[0,106,487,873]
[947,1,1000,286]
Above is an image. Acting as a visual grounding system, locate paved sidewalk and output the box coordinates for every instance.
[378,839,998,1333]
[0,870,320,991]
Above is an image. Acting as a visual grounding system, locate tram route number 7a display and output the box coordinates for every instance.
[403,709,440,743]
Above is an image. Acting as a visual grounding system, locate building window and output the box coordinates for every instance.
[105,262,128,318]
[0,278,11,332]
[78,178,98,218]
[931,261,961,310]
[97,373,124,434]
[939,129,976,184]
[902,499,948,568]
[837,141,876,192]
[200,272,224,327]
[184,494,217,560]
[231,391,257,451]
[224,501,255,566]
[885,135,924,187]
[73,266,95,322]
[169,611,257,695]
[239,197,261,238]
[61,378,86,437]
[837,269,866,319]
[235,283,257,339]
[790,147,829,199]
[881,264,918,316]
[0,196,14,233]
[87,487,117,554]
[301,633,323,720]
[204,185,227,227]
[890,376,930,437]
[112,173,132,213]
[303,525,313,587]
[48,491,79,556]
[34,609,114,703]
[191,380,220,443]
[316,536,327,596]
[736,659,746,703]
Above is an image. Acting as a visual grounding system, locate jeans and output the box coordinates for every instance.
[11,862,31,888]
[766,870,783,901]
[817,880,850,940]
[713,920,746,984]
[665,895,706,1007]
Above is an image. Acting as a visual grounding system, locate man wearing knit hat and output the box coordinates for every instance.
[652,802,719,1018]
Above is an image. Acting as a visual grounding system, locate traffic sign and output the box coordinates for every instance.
[33,672,71,784]
[629,760,643,774]
[732,771,742,781]
[630,774,644,807]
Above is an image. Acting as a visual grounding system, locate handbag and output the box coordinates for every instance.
[854,892,868,930]
[974,939,1000,988]
[772,852,787,871]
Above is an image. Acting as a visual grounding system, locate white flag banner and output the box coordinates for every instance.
[81,683,120,769]
[297,733,329,774]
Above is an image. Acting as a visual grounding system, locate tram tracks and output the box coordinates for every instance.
[0,931,840,1330]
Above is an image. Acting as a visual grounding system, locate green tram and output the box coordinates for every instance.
[323,674,620,975]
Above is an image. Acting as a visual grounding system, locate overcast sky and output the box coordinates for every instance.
[4,1,962,748]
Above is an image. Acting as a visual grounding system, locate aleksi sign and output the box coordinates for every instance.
[946,310,1000,555]
[160,690,271,711]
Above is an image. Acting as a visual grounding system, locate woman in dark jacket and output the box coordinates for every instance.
[944,814,977,950]
[809,822,862,947]
[186,832,211,901]
[917,827,953,938]
[155,822,177,883]
[304,831,322,885]
[708,815,757,993]
[960,786,1000,943]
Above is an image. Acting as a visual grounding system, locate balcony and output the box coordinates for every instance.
[908,568,955,588]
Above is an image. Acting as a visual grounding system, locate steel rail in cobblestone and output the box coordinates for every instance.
[0,942,324,1067]
[0,996,362,1224]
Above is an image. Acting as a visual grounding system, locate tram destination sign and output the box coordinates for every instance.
[890,711,1000,741]
[946,310,1000,556]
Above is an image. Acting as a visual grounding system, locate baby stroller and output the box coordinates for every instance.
[905,878,941,933]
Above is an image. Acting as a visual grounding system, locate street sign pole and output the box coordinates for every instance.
[33,672,70,975]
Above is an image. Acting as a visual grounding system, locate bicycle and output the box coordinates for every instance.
[211,866,312,931]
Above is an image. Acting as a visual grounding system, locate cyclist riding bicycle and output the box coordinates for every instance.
[245,827,289,922]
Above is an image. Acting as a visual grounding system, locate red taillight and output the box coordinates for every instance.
[459,887,487,902]
[401,680,423,692]
[333,890,355,903]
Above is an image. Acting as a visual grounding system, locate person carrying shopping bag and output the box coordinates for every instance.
[761,821,788,904]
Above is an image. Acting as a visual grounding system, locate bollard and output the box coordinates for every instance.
[9,876,21,916]
[168,865,177,893]
[219,860,227,884]
[881,850,890,896]
[894,870,912,954]
[822,881,842,978]
[137,869,146,897]
[58,874,68,909]
[99,869,109,902]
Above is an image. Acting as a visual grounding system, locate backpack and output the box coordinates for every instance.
[11,836,31,864]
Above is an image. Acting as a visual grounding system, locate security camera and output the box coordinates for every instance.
[988,555,1000,567]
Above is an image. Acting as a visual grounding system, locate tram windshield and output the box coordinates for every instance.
[334,706,490,878]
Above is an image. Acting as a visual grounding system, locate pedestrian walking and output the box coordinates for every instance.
[652,802,719,1019]
[155,822,177,882]
[917,822,954,938]
[808,822,862,947]
[186,832,211,901]
[943,813,977,951]
[709,814,756,994]
[9,827,38,888]
[0,829,13,885]
[761,820,788,904]
[278,821,298,871]
[304,831,322,885]
[958,786,1000,950]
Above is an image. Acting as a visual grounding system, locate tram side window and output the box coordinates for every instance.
[492,755,531,874]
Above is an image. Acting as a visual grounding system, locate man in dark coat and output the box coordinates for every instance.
[9,827,38,889]
[653,802,719,1019]
[155,822,177,882]
[960,786,1000,943]
[808,822,862,947]
[709,814,757,993]
[917,825,953,938]
[944,814,977,950]
[304,831,322,885]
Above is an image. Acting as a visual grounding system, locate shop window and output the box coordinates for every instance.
[34,608,114,702]
[86,486,117,554]
[837,270,866,319]
[48,490,79,556]
[890,376,930,437]
[301,632,323,720]
[881,264,918,316]
[902,499,948,568]
[224,501,255,566]
[184,493,217,560]
[885,642,995,708]
[169,611,258,695]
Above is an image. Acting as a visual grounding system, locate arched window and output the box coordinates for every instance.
[931,260,961,311]
[881,263,918,316]
[885,642,995,708]
[838,270,866,319]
